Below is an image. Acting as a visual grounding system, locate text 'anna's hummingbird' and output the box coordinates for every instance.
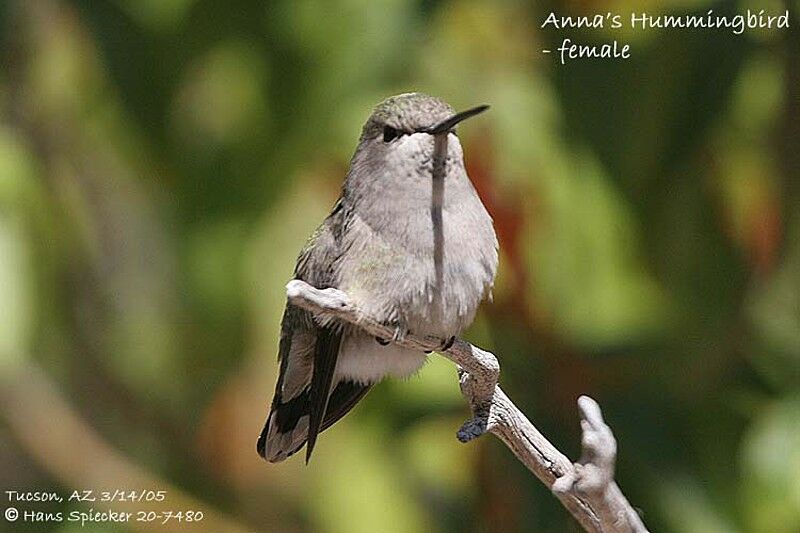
[258,93,498,463]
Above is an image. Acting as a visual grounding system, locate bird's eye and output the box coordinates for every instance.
[383,126,401,142]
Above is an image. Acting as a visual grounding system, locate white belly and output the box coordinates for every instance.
[335,334,428,384]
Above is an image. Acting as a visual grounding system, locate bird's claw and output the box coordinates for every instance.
[439,336,456,351]
[392,325,407,342]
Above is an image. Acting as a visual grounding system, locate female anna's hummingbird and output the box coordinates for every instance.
[258,93,498,463]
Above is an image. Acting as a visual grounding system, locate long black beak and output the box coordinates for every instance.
[425,104,489,135]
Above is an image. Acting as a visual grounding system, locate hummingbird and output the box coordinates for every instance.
[258,93,498,463]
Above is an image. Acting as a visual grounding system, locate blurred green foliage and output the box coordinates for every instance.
[1,0,798,531]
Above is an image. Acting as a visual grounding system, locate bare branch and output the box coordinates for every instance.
[286,279,649,533]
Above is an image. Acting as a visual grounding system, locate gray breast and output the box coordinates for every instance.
[337,134,498,338]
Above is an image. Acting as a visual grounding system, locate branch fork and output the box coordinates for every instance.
[285,279,649,533]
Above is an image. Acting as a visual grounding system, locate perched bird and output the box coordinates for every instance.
[258,93,498,463]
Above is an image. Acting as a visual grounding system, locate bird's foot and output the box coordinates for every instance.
[375,321,408,346]
[439,336,456,352]
[391,325,407,342]
[423,336,455,354]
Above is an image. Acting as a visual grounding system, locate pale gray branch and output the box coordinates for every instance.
[285,279,649,533]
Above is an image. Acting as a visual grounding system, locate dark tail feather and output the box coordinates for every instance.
[306,327,342,463]
[321,381,371,432]
[257,380,371,462]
